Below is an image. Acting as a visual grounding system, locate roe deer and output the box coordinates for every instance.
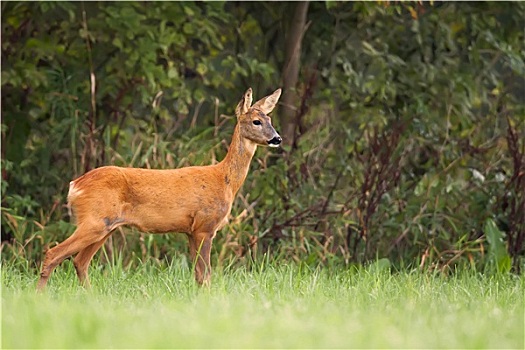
[36,87,282,290]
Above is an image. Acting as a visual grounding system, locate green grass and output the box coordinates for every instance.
[2,259,524,349]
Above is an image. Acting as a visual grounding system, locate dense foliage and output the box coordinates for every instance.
[2,1,524,273]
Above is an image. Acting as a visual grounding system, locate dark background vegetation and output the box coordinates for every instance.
[2,1,524,274]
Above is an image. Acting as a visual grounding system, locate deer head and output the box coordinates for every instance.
[235,88,282,147]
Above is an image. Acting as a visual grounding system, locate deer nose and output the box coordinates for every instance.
[267,136,282,147]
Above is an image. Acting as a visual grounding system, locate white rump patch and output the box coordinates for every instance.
[68,181,84,200]
[67,181,83,218]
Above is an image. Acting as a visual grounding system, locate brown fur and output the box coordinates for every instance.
[36,88,282,290]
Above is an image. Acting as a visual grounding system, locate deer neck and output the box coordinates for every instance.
[219,124,257,197]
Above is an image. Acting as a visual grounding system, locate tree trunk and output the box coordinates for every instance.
[280,1,309,147]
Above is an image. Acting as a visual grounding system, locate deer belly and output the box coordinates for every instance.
[127,205,194,234]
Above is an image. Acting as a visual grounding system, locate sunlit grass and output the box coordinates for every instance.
[2,260,523,349]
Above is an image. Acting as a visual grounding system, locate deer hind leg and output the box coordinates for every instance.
[37,221,106,291]
[188,232,215,286]
[73,233,111,288]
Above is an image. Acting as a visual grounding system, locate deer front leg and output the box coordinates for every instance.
[188,232,214,286]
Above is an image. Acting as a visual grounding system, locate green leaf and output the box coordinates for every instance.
[484,218,511,274]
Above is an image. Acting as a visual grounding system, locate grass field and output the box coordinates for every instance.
[2,259,524,349]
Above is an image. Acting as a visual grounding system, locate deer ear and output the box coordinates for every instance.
[235,88,253,117]
[252,88,281,115]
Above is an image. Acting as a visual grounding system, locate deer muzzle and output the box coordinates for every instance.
[267,135,282,147]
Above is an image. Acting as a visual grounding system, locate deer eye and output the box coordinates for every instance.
[252,120,262,126]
